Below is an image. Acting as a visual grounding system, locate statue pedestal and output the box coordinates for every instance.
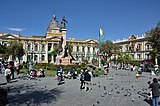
[56,56,71,65]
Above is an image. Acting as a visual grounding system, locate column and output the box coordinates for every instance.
[45,42,48,63]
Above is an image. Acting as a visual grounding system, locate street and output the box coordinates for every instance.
[0,68,159,106]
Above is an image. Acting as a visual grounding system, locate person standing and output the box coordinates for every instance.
[4,65,11,83]
[149,78,160,106]
[15,61,20,75]
[84,70,92,91]
[80,69,85,90]
[9,61,14,79]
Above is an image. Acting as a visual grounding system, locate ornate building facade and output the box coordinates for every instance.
[112,35,152,64]
[0,16,98,64]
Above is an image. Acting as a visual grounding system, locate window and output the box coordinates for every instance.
[77,46,79,52]
[41,55,45,61]
[35,45,38,51]
[27,45,31,51]
[88,47,90,53]
[42,45,45,52]
[137,54,141,60]
[145,54,150,60]
[82,46,85,52]
[27,55,31,62]
[93,47,95,53]
[34,55,38,61]
[145,44,150,51]
[76,54,79,61]
[136,44,141,51]
[131,54,134,60]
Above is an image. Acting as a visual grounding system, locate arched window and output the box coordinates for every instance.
[77,46,79,52]
[42,45,45,52]
[27,45,31,51]
[34,55,38,61]
[35,45,38,51]
[136,44,141,51]
[82,46,85,52]
[93,47,95,53]
[88,47,90,53]
[145,43,150,51]
[41,55,45,61]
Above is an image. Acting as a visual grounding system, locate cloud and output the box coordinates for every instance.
[6,27,26,32]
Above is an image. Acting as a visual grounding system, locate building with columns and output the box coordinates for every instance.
[0,16,98,64]
[111,35,152,64]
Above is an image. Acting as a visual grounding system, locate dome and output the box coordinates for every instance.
[47,15,60,32]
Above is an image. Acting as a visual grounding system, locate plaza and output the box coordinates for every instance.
[0,68,159,106]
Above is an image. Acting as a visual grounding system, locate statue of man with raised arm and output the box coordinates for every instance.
[61,16,68,29]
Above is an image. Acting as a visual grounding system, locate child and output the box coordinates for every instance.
[5,66,11,83]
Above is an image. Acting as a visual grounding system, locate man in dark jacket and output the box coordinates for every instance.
[84,70,92,91]
[149,78,160,106]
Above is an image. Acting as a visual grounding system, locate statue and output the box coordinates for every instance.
[63,44,69,58]
[58,37,63,55]
[61,16,68,29]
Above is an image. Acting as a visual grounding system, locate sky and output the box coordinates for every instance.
[0,0,160,41]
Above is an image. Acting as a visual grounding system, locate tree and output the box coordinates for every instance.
[146,23,160,52]
[100,40,120,65]
[145,22,160,65]
[100,40,114,57]
[117,53,132,68]
[7,41,25,63]
[0,44,9,60]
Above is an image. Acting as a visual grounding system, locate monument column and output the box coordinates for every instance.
[45,41,48,63]
[51,42,54,63]
[61,28,67,54]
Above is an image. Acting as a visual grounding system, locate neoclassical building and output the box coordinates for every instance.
[112,35,152,63]
[0,16,98,64]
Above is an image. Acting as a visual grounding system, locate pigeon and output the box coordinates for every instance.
[132,99,134,102]
[121,87,124,90]
[101,94,105,97]
[111,89,113,92]
[124,94,127,96]
[116,91,120,94]
[97,101,100,104]
[108,92,111,95]
[104,86,106,90]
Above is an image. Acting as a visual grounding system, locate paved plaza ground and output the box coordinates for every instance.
[0,68,160,106]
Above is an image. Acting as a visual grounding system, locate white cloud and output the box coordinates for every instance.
[7,27,26,32]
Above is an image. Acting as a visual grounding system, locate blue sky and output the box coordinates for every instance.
[0,0,160,41]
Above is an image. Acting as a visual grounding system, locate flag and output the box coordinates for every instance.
[99,28,104,40]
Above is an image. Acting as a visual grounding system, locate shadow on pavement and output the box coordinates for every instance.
[8,87,65,105]
[144,99,152,106]
[0,82,7,85]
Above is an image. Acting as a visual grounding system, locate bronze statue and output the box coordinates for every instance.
[63,44,68,58]
[58,37,63,55]
[61,16,68,29]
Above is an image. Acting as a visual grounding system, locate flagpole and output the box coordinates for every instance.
[98,29,101,67]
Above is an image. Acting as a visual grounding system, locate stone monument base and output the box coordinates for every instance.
[56,56,71,65]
